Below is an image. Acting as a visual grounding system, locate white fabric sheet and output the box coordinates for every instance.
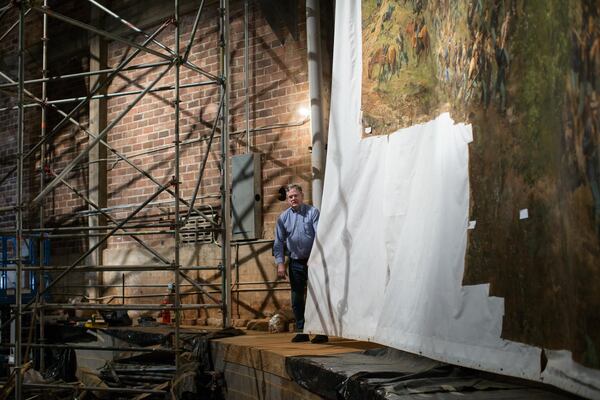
[303,1,600,398]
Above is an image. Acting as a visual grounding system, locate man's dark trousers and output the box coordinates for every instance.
[288,258,308,332]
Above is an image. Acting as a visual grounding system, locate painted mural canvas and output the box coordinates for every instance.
[360,0,600,392]
[362,0,471,135]
[361,0,517,135]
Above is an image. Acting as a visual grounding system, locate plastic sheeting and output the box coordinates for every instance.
[286,348,574,400]
[303,1,600,398]
[103,328,168,347]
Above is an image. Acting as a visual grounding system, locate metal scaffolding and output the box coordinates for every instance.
[0,0,232,397]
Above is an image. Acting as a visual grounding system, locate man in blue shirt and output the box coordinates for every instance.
[273,184,328,343]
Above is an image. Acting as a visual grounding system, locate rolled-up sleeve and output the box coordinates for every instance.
[273,216,286,265]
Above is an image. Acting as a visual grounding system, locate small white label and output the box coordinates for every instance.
[519,208,529,220]
[467,220,476,230]
[364,126,372,134]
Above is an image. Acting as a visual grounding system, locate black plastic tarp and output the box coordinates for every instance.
[286,347,580,400]
[102,328,169,347]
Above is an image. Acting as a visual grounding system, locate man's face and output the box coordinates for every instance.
[287,188,304,210]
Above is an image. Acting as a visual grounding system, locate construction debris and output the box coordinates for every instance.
[0,361,32,400]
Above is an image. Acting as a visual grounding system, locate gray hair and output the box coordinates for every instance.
[285,184,303,193]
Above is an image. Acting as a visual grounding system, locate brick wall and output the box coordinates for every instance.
[99,1,317,322]
[0,0,333,323]
[40,2,94,259]
[104,1,314,249]
[0,6,44,231]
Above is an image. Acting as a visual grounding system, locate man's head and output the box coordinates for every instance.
[286,184,304,211]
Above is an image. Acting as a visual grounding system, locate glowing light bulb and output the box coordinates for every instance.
[297,106,310,118]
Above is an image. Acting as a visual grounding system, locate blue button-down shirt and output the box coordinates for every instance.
[273,204,319,264]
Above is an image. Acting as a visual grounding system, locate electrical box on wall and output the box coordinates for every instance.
[232,153,262,240]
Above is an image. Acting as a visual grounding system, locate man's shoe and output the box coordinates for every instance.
[291,333,310,343]
[311,335,328,344]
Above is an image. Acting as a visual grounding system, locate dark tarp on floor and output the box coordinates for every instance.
[286,347,580,400]
[102,328,169,347]
[96,327,244,399]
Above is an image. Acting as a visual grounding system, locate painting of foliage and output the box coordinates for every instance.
[362,0,600,369]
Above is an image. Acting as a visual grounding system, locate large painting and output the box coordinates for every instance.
[361,0,600,372]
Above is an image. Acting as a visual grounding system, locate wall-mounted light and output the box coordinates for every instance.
[278,186,287,201]
[297,106,310,119]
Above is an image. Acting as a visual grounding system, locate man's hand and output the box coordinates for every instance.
[277,263,287,280]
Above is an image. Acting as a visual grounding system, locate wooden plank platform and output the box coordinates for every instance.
[210,331,382,400]
[212,331,382,379]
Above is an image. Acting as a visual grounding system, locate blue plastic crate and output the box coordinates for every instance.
[0,236,50,304]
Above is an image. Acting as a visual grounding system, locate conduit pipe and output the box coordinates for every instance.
[306,0,326,209]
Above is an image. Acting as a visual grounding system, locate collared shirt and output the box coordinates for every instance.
[273,204,319,265]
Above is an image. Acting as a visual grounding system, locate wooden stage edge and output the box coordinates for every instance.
[210,331,383,400]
